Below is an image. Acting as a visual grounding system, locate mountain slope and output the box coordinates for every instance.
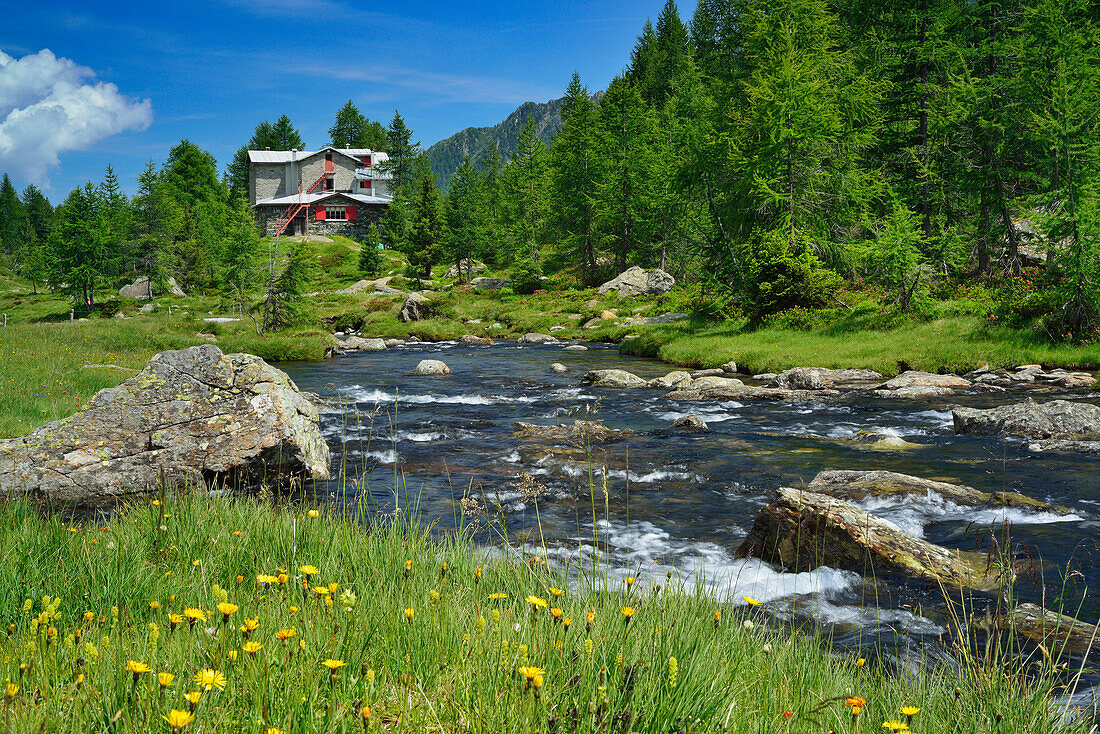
[426,97,568,191]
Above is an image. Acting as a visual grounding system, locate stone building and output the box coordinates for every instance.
[248,147,392,239]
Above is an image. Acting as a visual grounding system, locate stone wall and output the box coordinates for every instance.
[257,203,387,240]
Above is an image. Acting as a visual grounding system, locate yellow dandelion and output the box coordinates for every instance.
[488,592,507,600]
[882,721,908,732]
[243,641,263,655]
[193,669,226,691]
[183,608,207,625]
[184,691,202,707]
[300,565,318,576]
[256,574,278,586]
[360,705,372,721]
[163,709,195,731]
[158,672,175,688]
[744,596,761,606]
[900,706,920,717]
[276,627,296,641]
[126,660,151,681]
[322,659,346,671]
[216,602,238,621]
[526,595,548,608]
[621,606,636,621]
[149,600,160,610]
[551,607,563,619]
[5,683,18,698]
[404,607,415,623]
[549,587,563,597]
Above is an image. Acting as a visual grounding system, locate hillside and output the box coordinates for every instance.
[426,97,568,190]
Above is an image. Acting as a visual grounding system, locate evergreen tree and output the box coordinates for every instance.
[131,161,181,297]
[17,185,52,293]
[499,118,550,264]
[98,165,132,268]
[263,241,313,331]
[381,193,412,251]
[50,184,120,311]
[222,198,261,312]
[651,0,692,105]
[21,185,53,245]
[444,158,487,278]
[551,73,606,283]
[689,0,747,86]
[596,75,660,271]
[358,222,383,276]
[478,143,504,263]
[164,140,226,210]
[405,167,445,280]
[226,117,305,199]
[329,100,388,149]
[0,173,27,258]
[383,111,422,194]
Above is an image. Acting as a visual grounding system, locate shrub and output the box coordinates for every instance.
[510,260,543,295]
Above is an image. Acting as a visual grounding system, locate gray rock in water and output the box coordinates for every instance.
[459,335,493,345]
[648,371,694,389]
[1028,439,1100,455]
[399,292,434,322]
[512,420,630,443]
[671,414,708,431]
[721,361,739,374]
[119,276,185,299]
[597,266,675,297]
[339,336,386,352]
[563,344,588,351]
[550,363,568,374]
[0,345,329,510]
[580,369,648,388]
[411,359,451,375]
[691,368,726,379]
[518,333,559,344]
[953,398,1100,440]
[770,367,884,391]
[878,370,970,392]
[690,375,745,390]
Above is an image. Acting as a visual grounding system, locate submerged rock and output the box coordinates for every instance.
[647,371,694,389]
[459,335,493,345]
[953,398,1100,440]
[550,363,568,374]
[843,431,923,451]
[411,359,451,376]
[0,345,330,510]
[986,604,1100,656]
[690,375,745,391]
[597,265,675,297]
[664,385,834,402]
[511,420,631,444]
[736,486,1003,591]
[580,369,648,388]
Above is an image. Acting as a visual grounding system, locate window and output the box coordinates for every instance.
[325,152,333,162]
[324,176,334,191]
[326,206,347,221]
[361,156,371,167]
[359,179,371,190]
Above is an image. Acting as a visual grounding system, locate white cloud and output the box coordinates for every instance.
[0,49,152,183]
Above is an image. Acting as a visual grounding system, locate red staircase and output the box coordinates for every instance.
[272,170,328,238]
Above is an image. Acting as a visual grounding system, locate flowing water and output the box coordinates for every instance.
[281,341,1100,662]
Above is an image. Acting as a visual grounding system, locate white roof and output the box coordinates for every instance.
[248,148,390,164]
[255,191,392,207]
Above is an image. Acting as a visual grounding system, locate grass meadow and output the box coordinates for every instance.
[0,490,1092,734]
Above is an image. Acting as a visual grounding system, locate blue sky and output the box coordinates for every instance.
[0,0,693,197]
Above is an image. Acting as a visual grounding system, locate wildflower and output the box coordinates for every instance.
[440,561,448,578]
[782,711,794,719]
[307,509,319,518]
[314,586,331,596]
[150,601,160,610]
[193,669,227,691]
[488,592,507,600]
[549,587,563,597]
[236,575,244,585]
[185,691,202,709]
[621,606,636,623]
[323,659,345,671]
[517,666,545,690]
[882,721,908,732]
[226,650,238,662]
[526,595,547,609]
[714,609,721,627]
[360,704,371,722]
[844,696,866,709]
[584,638,593,655]
[126,659,151,682]
[256,574,278,586]
[429,589,441,602]
[243,641,263,655]
[856,657,866,668]
[403,559,412,578]
[192,560,201,567]
[163,709,195,732]
[183,608,207,626]
[74,673,83,688]
[267,729,282,734]
[551,607,563,620]
[216,602,238,622]
[83,611,95,623]
[327,582,339,594]
[474,567,482,584]
[240,617,260,637]
[901,706,920,727]
[625,576,636,589]
[763,643,773,654]
[668,656,678,687]
[744,596,761,606]
[158,672,174,689]
[300,565,318,578]
[277,573,289,585]
[169,613,184,630]
[404,607,415,623]
[276,627,296,641]
[563,617,572,631]
[743,619,755,630]
[5,683,18,698]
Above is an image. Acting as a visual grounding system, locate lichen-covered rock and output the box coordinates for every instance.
[398,292,434,322]
[119,276,186,299]
[664,385,834,402]
[770,367,884,390]
[671,415,708,432]
[690,375,746,391]
[736,486,1003,590]
[411,359,451,375]
[1027,439,1100,455]
[339,336,386,352]
[511,420,631,444]
[597,266,675,297]
[550,363,568,374]
[518,333,559,344]
[953,399,1100,440]
[843,431,923,451]
[0,345,330,511]
[875,371,970,398]
[445,261,485,279]
[648,371,694,389]
[580,369,648,388]
[471,277,513,290]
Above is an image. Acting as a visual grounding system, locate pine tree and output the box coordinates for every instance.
[551,73,606,283]
[358,222,383,276]
[329,100,388,149]
[383,112,422,194]
[226,117,306,199]
[444,158,487,278]
[499,118,550,264]
[50,184,121,311]
[405,168,445,281]
[0,173,28,258]
[263,241,313,331]
[98,165,132,270]
[222,198,261,313]
[17,185,52,293]
[131,161,181,298]
[596,75,660,271]
[651,0,692,106]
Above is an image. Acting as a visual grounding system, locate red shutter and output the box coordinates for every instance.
[346,206,357,221]
[315,205,326,221]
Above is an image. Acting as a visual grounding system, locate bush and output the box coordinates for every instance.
[510,259,543,295]
[742,231,844,320]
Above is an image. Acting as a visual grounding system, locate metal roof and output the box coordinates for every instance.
[255,191,392,207]
[248,148,390,164]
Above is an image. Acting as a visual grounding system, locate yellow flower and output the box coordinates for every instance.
[586,610,595,623]
[429,589,441,602]
[168,613,184,629]
[226,650,238,662]
[192,560,201,567]
[844,696,866,708]
[549,587,563,597]
[256,574,278,585]
[126,660,151,677]
[327,581,339,594]
[267,729,283,734]
[217,602,238,620]
[5,683,18,698]
[277,573,289,585]
[526,595,548,608]
[621,606,636,620]
[243,641,263,655]
[307,509,319,518]
[240,617,260,635]
[236,575,244,585]
[856,657,866,668]
[488,592,507,600]
[563,617,572,630]
[163,709,195,731]
[404,607,415,623]
[300,565,318,576]
[276,627,296,641]
[517,666,545,690]
[360,705,372,721]
[183,608,207,624]
[193,669,226,691]
[474,567,482,583]
[852,706,863,717]
[881,721,908,732]
[322,659,346,670]
[158,672,175,688]
[313,586,331,596]
[149,600,160,610]
[900,706,920,717]
[184,691,202,706]
[744,596,761,606]
[551,607,563,619]
[625,576,636,588]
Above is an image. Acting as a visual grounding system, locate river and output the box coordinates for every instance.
[281,340,1100,664]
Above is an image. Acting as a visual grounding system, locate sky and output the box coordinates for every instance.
[0,0,693,198]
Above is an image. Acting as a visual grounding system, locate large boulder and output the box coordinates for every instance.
[471,277,513,291]
[597,266,675,297]
[119,276,186,299]
[580,369,648,388]
[512,420,631,444]
[874,370,970,399]
[953,398,1100,440]
[518,333,559,344]
[399,292,434,322]
[411,359,451,375]
[647,371,694,389]
[0,345,330,511]
[445,261,486,280]
[736,487,1003,591]
[338,336,386,352]
[770,367,883,391]
[671,415,708,432]
[689,375,745,391]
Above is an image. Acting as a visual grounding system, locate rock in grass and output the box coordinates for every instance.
[953,398,1100,440]
[580,369,648,388]
[339,336,386,352]
[399,292,434,322]
[736,486,1004,591]
[597,266,675,297]
[0,345,330,511]
[411,359,451,375]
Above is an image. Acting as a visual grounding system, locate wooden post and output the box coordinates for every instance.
[70,309,74,323]
[2,313,7,327]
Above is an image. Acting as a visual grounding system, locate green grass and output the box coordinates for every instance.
[0,493,1088,733]
[620,314,1100,376]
